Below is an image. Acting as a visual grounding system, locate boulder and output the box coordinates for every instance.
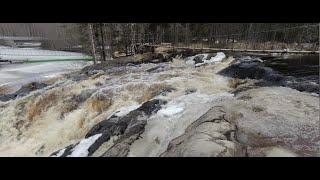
[0,82,47,102]
[193,55,204,64]
[161,106,235,157]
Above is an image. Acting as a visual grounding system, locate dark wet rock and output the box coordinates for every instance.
[105,66,128,75]
[16,82,47,94]
[146,65,164,72]
[87,133,114,156]
[237,95,252,101]
[179,49,198,58]
[0,82,47,102]
[219,61,279,80]
[185,88,197,95]
[193,55,204,64]
[0,94,17,102]
[50,99,167,157]
[285,81,319,94]
[86,118,123,138]
[206,53,217,60]
[157,87,176,96]
[102,120,147,157]
[70,73,90,82]
[223,130,236,141]
[50,143,78,157]
[89,99,166,156]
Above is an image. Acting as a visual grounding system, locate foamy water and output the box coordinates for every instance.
[0,54,234,156]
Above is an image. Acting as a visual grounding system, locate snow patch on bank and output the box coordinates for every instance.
[266,147,297,157]
[67,133,102,157]
[158,104,184,116]
[113,103,141,117]
[0,46,89,61]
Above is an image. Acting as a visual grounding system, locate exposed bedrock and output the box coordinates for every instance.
[50,99,167,157]
[161,87,319,157]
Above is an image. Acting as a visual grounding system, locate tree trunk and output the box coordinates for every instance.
[88,23,97,65]
[99,23,106,61]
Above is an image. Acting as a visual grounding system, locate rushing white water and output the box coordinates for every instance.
[0,53,234,156]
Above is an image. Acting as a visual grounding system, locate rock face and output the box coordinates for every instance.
[193,55,205,64]
[233,87,320,156]
[219,60,282,81]
[161,86,319,157]
[0,82,47,102]
[50,99,167,157]
[161,106,235,157]
[49,85,319,157]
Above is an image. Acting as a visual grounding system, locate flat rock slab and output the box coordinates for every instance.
[232,87,320,156]
[161,86,319,157]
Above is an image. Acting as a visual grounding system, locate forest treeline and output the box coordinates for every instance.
[75,23,319,56]
[0,23,319,55]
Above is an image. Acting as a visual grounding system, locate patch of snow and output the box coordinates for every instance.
[158,104,184,116]
[67,133,102,157]
[265,147,297,157]
[114,103,141,117]
[0,46,89,61]
[51,148,66,157]
[43,73,62,79]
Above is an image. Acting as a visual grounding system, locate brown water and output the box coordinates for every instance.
[264,55,319,79]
